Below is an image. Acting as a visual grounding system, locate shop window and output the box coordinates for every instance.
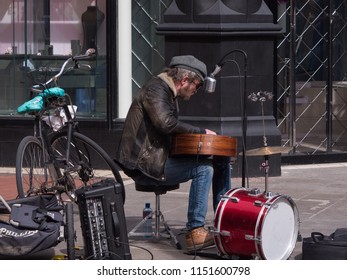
[0,0,107,118]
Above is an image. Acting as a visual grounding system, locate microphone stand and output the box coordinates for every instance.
[210,50,248,188]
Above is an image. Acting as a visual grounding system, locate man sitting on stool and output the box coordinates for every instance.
[115,55,231,253]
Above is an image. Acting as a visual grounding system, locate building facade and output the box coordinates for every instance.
[0,0,347,171]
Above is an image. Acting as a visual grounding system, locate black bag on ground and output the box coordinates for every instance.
[0,220,61,256]
[0,195,63,257]
[10,204,63,230]
[0,195,63,214]
[302,228,347,260]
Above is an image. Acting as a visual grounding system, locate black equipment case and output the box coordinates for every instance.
[0,195,63,257]
[302,228,347,260]
[76,179,132,260]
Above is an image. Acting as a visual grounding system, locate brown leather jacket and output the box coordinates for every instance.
[115,75,203,181]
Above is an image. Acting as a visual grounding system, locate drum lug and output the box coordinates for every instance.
[248,188,261,196]
[254,200,263,207]
[220,230,231,237]
[220,195,239,203]
[264,191,278,198]
[245,234,260,242]
[210,229,231,237]
[229,196,239,203]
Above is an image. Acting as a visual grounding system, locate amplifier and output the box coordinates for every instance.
[76,179,132,260]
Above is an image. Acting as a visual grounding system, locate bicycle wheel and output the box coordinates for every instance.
[64,202,76,260]
[50,131,125,202]
[16,136,53,198]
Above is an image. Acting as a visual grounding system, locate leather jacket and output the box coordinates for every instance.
[115,75,204,181]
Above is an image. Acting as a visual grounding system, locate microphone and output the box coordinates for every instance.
[204,76,216,93]
[204,64,222,93]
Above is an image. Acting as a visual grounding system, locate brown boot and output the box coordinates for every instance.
[185,226,215,252]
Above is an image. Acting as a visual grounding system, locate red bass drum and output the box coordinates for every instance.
[214,188,300,260]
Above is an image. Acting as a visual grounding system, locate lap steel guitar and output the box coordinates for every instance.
[171,134,237,158]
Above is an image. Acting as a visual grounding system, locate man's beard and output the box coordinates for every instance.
[179,88,191,100]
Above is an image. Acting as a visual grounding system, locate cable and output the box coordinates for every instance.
[109,237,154,260]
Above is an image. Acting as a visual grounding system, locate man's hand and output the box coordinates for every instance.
[205,129,217,135]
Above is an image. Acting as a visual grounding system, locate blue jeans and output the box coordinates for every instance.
[212,156,232,211]
[133,156,231,230]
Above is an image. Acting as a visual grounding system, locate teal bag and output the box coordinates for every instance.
[17,95,43,114]
[17,87,65,114]
[41,87,65,98]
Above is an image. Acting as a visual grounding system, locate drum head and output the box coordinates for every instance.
[259,196,299,260]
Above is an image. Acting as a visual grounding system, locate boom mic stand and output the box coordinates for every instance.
[206,50,248,188]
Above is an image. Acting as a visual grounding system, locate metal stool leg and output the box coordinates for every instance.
[157,210,182,249]
[128,192,181,249]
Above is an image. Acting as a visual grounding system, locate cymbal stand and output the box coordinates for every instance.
[260,99,269,193]
[248,91,273,149]
[261,155,270,193]
[248,91,273,194]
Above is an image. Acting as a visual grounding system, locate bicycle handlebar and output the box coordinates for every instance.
[32,48,96,91]
[72,48,96,60]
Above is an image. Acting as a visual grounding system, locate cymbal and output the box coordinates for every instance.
[240,146,292,156]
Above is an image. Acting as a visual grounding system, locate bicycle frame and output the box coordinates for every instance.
[28,100,81,199]
[24,50,95,199]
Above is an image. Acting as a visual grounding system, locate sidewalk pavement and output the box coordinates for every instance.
[1,162,347,260]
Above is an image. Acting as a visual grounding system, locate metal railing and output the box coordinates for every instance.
[276,0,347,157]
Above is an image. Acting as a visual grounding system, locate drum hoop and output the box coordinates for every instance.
[214,188,242,256]
[254,195,300,260]
[254,196,273,259]
[278,196,300,259]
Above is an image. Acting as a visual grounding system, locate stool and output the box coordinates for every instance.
[128,183,182,249]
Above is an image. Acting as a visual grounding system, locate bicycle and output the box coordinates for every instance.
[15,49,125,258]
[15,50,125,259]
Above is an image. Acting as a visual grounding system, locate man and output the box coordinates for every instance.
[116,55,231,252]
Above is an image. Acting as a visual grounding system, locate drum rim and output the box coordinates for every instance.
[213,188,241,256]
[255,195,300,260]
